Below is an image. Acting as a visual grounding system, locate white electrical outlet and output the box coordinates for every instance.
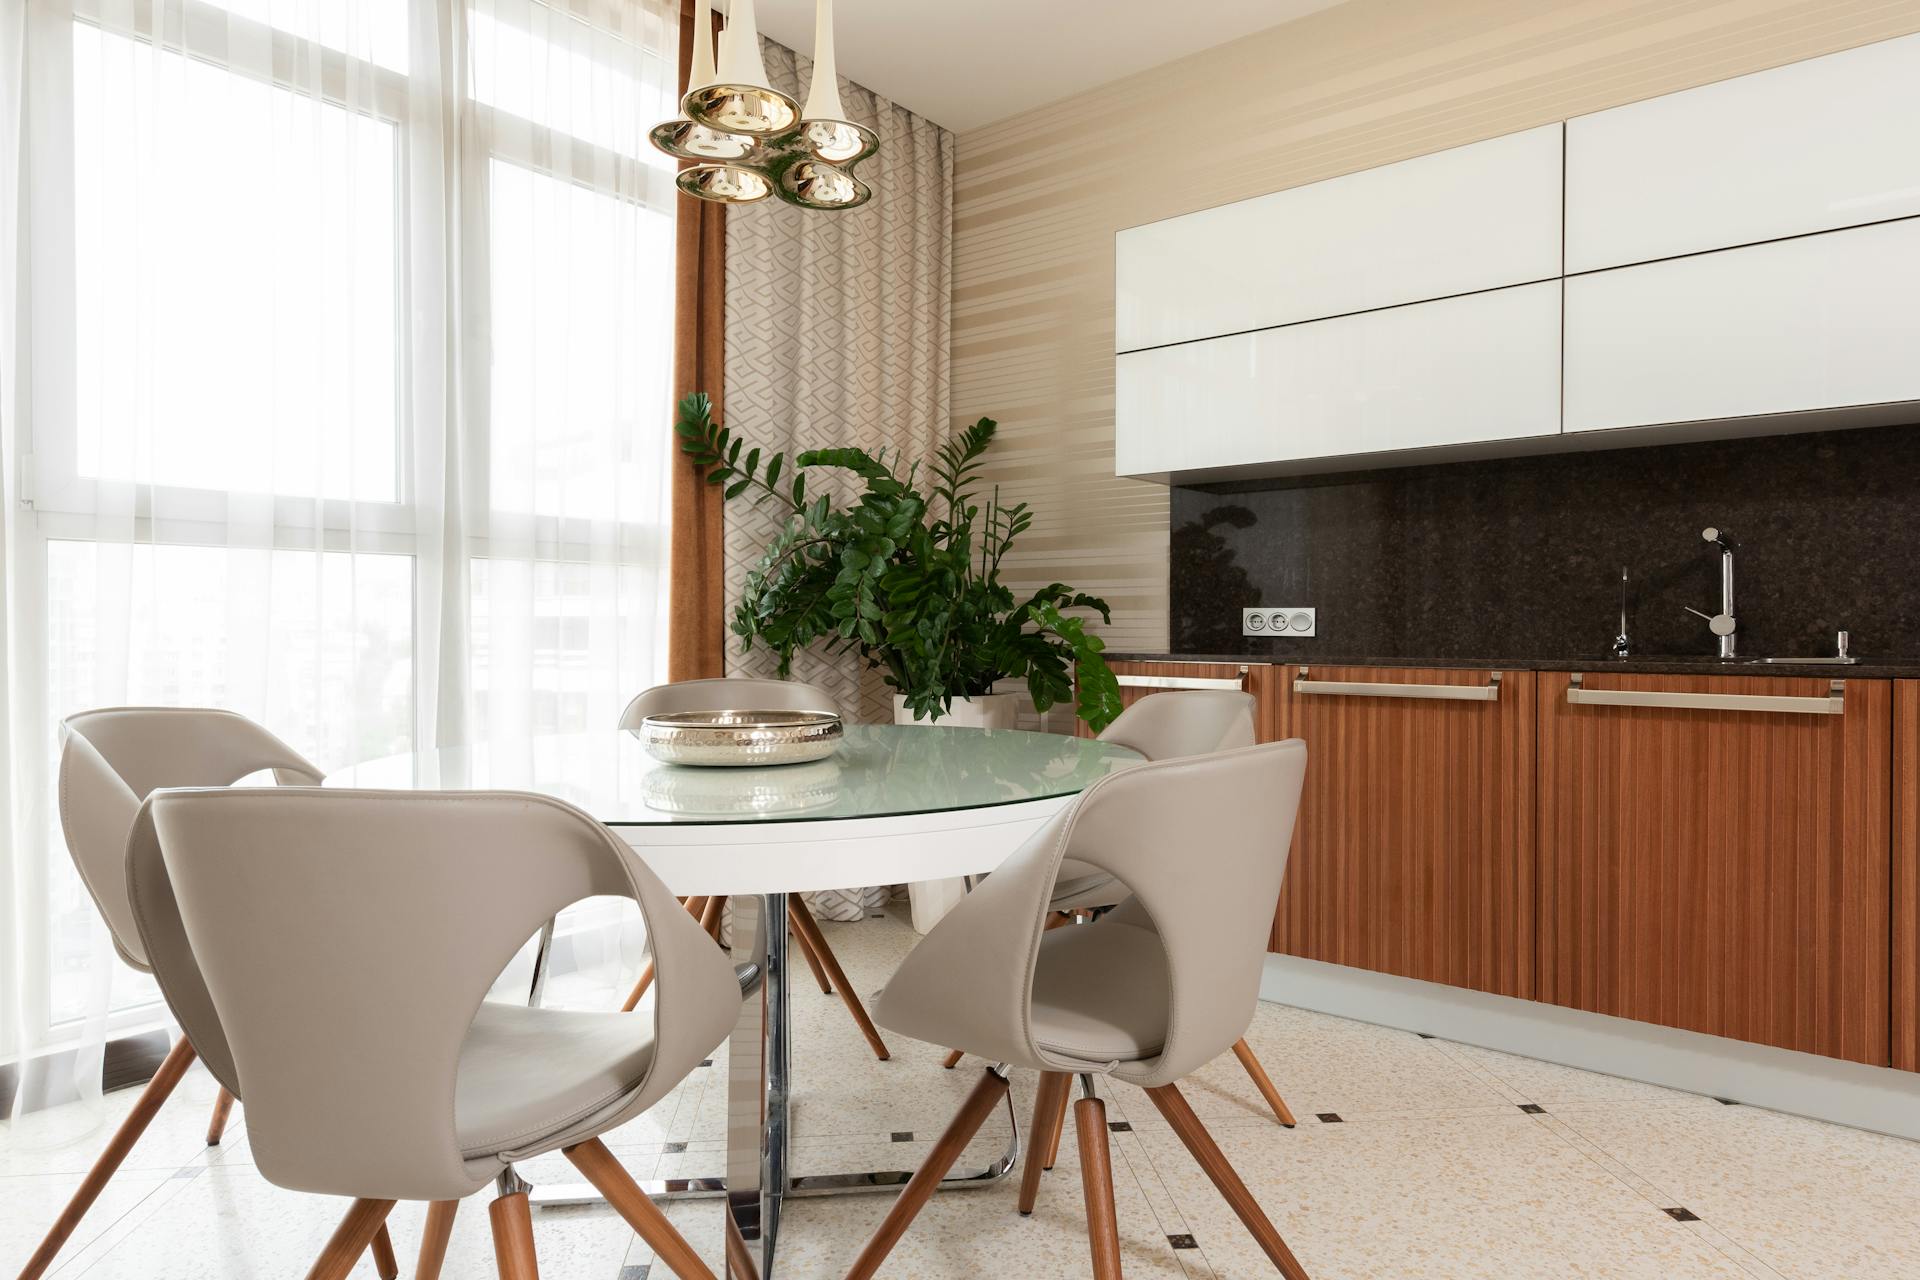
[1242,607,1315,637]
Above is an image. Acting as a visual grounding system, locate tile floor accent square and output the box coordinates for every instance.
[1167,1233,1199,1249]
[1316,1112,1344,1123]
[1665,1207,1702,1222]
[1520,1103,1547,1114]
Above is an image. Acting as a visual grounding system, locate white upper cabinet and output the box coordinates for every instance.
[1114,125,1562,354]
[1564,218,1920,434]
[1116,282,1561,479]
[1565,33,1920,273]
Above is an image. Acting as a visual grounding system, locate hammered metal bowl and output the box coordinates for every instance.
[637,709,844,767]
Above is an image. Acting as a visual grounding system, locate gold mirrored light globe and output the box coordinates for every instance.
[678,164,772,204]
[649,119,759,162]
[683,84,800,137]
[780,161,870,210]
[800,118,878,165]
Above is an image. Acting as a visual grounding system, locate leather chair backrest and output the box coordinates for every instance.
[1096,689,1255,761]
[129,787,740,1201]
[875,739,1307,1087]
[617,677,839,729]
[59,707,321,971]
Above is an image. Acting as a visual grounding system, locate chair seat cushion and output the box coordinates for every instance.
[1029,920,1170,1063]
[455,1003,656,1158]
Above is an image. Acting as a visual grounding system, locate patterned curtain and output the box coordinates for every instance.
[722,37,954,920]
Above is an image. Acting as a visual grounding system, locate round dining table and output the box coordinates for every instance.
[330,723,1142,1278]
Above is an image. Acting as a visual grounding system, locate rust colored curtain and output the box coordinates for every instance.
[667,0,727,680]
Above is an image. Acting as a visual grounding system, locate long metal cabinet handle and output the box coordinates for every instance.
[1292,668,1502,702]
[1564,671,1845,715]
[1114,666,1248,692]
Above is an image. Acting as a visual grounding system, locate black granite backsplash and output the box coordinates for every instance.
[1169,425,1920,664]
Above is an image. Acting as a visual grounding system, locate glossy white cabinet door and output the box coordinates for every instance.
[1116,281,1561,477]
[1566,33,1920,273]
[1564,219,1920,434]
[1115,125,1562,354]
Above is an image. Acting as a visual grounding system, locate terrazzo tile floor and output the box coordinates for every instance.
[5,908,1917,1278]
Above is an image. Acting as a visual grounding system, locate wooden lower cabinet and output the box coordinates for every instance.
[1896,681,1919,1071]
[1269,665,1537,999]
[1537,672,1891,1065]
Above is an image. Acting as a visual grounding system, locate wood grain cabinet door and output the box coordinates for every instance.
[1890,681,1917,1071]
[1269,665,1537,999]
[1538,672,1891,1065]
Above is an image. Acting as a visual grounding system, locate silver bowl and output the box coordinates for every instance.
[637,709,844,767]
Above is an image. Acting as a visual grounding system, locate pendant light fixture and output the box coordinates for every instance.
[651,0,877,211]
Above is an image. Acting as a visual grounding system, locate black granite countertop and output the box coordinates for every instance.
[1103,652,1920,679]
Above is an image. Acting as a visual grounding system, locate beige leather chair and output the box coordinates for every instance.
[617,676,890,1061]
[17,709,399,1280]
[847,739,1313,1280]
[127,786,744,1280]
[947,691,1302,1135]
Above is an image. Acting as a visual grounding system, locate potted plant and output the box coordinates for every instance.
[676,393,1124,733]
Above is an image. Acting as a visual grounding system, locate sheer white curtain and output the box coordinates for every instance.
[2,0,679,1120]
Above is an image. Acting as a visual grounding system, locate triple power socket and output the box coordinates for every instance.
[1242,607,1316,637]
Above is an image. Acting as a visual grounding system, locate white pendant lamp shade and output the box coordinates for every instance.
[798,0,877,167]
[684,0,799,137]
[648,0,765,169]
[688,0,717,89]
[652,0,877,210]
[801,0,845,122]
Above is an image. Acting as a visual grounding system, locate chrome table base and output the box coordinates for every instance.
[525,892,1019,1278]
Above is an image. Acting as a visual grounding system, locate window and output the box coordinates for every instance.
[13,0,679,1054]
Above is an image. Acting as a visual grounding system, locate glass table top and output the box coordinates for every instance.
[327,725,1143,825]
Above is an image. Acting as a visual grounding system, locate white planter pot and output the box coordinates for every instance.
[895,691,1020,931]
[890,691,1020,730]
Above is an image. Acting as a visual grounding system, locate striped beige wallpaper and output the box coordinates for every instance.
[951,0,1920,653]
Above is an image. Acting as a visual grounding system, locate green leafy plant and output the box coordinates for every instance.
[676,392,1124,730]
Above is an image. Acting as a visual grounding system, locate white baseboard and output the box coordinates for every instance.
[1261,954,1920,1140]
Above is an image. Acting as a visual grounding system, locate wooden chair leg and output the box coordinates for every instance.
[700,895,727,943]
[370,1221,400,1279]
[623,897,710,1012]
[940,1048,966,1069]
[1076,1094,1123,1280]
[792,921,835,994]
[564,1137,717,1280]
[488,1190,540,1280]
[1145,1082,1311,1280]
[1019,1071,1073,1214]
[204,1086,237,1145]
[723,1209,761,1280]
[16,1035,198,1280]
[845,1067,1011,1280]
[1043,1086,1070,1171]
[304,1197,397,1280]
[785,899,890,1061]
[620,963,656,1013]
[416,1199,460,1280]
[1232,1038,1298,1127]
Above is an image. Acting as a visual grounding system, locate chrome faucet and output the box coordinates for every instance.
[1684,527,1737,658]
[1611,567,1631,659]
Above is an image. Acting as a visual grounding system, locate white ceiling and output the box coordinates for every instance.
[745,0,1349,133]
